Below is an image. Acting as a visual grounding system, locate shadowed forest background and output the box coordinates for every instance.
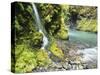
[11,2,97,73]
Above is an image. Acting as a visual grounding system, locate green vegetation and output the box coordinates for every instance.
[48,38,64,59]
[69,6,97,32]
[11,2,97,73]
[11,2,68,73]
[11,2,50,73]
[77,19,97,32]
[36,49,51,67]
[12,44,51,73]
[36,3,69,39]
[14,44,37,73]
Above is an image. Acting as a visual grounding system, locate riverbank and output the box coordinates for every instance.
[32,29,97,72]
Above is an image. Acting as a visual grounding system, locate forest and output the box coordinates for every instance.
[11,2,97,73]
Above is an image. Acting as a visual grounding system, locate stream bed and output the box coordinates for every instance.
[33,29,97,72]
[49,29,97,71]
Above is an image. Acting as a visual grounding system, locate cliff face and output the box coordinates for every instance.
[11,2,69,73]
[36,3,69,39]
[68,6,97,33]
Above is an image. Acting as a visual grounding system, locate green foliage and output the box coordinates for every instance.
[36,49,51,66]
[49,38,64,59]
[56,17,69,39]
[36,3,69,39]
[12,2,69,73]
[30,32,43,49]
[13,44,37,73]
[77,18,97,32]
[69,6,97,19]
[11,2,51,73]
[13,44,51,73]
[69,6,97,32]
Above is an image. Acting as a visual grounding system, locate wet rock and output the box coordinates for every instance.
[55,63,63,69]
[62,63,69,70]
[72,65,76,70]
[78,64,84,69]
[69,50,77,56]
[50,54,62,63]
[68,64,72,69]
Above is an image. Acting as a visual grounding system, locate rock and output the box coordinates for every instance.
[82,63,89,69]
[55,63,62,69]
[61,68,67,71]
[50,54,62,63]
[68,64,72,69]
[74,60,81,64]
[69,50,77,56]
[65,58,68,62]
[76,65,79,70]
[78,65,83,69]
[62,63,68,70]
[72,65,76,70]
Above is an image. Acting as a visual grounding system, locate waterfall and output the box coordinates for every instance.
[32,3,48,49]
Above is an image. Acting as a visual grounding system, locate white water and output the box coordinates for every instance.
[69,29,97,67]
[77,47,97,64]
[32,3,48,49]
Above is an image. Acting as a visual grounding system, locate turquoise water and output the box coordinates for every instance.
[69,29,97,47]
[69,29,97,66]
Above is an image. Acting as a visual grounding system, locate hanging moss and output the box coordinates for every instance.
[36,49,51,67]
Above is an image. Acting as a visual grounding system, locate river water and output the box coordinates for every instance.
[69,29,97,47]
[69,29,97,68]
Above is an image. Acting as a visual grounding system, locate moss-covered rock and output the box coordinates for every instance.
[68,6,97,32]
[13,44,37,73]
[36,3,69,39]
[48,38,64,59]
[77,19,97,33]
[36,49,51,67]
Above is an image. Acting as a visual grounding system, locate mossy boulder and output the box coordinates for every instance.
[49,39,64,59]
[36,49,51,67]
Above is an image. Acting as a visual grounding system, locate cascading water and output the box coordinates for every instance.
[77,47,97,65]
[32,3,48,49]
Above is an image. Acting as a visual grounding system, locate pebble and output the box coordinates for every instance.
[62,63,68,69]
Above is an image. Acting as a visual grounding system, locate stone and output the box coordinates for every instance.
[68,64,72,69]
[72,65,76,70]
[78,65,83,69]
[62,63,68,70]
[55,63,62,69]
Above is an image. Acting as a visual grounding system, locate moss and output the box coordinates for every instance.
[12,2,69,73]
[15,52,37,73]
[36,49,51,67]
[57,29,68,40]
[30,32,43,49]
[56,17,68,39]
[13,44,37,73]
[49,39,64,59]
[77,19,97,32]
[36,3,69,39]
[13,44,51,73]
